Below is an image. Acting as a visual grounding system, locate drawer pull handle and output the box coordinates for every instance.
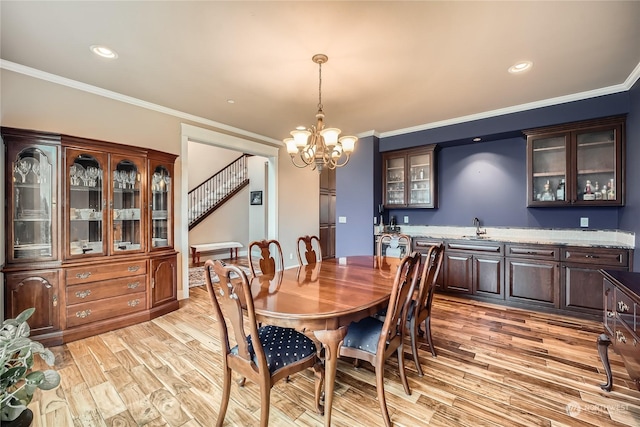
[128,299,140,307]
[585,254,600,259]
[606,311,615,318]
[76,310,91,319]
[128,282,140,289]
[76,272,92,279]
[128,265,140,272]
[616,330,627,343]
[75,290,91,299]
[618,301,630,313]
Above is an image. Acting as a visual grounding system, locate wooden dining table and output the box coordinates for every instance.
[247,255,402,426]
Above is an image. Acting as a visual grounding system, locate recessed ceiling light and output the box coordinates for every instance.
[227,99,235,104]
[508,60,532,74]
[90,45,118,59]
[473,137,482,142]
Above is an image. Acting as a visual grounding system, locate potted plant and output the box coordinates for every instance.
[1,308,61,424]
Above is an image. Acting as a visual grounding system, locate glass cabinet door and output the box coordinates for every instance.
[67,150,106,257]
[575,127,618,203]
[530,134,567,205]
[112,156,145,253]
[9,145,57,262]
[150,164,172,249]
[385,156,405,206]
[408,152,431,206]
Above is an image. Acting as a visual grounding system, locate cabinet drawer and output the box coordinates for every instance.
[413,239,444,254]
[66,274,146,305]
[66,260,148,285]
[615,288,637,334]
[506,244,559,260]
[562,247,627,267]
[612,319,640,383]
[66,293,147,328]
[447,241,503,255]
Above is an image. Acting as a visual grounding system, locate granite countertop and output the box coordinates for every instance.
[374,225,635,249]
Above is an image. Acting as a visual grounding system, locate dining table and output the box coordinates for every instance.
[247,255,403,427]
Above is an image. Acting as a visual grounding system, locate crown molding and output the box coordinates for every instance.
[0,59,282,146]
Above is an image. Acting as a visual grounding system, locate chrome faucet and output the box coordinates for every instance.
[473,217,487,237]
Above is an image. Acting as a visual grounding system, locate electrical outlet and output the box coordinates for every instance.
[289,253,293,260]
[580,217,589,227]
[403,216,409,224]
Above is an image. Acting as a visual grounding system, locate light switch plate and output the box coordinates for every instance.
[403,216,409,224]
[580,217,589,227]
[338,216,347,223]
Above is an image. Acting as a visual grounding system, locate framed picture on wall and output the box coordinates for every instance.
[250,190,263,205]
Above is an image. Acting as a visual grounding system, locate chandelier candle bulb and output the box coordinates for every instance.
[285,53,358,172]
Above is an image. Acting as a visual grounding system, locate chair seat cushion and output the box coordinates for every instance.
[232,325,317,374]
[343,316,384,354]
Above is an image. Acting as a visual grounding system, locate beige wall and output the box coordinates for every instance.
[0,68,320,301]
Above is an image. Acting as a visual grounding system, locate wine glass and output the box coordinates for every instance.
[32,162,41,184]
[17,160,31,183]
[128,170,137,189]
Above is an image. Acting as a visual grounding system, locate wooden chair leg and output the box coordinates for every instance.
[425,316,437,358]
[397,344,411,395]
[259,385,270,427]
[375,359,392,427]
[410,318,423,377]
[217,367,232,427]
[313,361,325,415]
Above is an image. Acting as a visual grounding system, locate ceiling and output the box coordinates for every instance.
[2,1,640,144]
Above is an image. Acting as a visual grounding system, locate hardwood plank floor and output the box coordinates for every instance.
[30,267,640,426]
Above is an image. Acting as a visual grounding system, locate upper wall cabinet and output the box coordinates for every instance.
[382,144,438,209]
[524,116,625,207]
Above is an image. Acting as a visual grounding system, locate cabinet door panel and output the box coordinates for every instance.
[506,258,558,306]
[563,264,624,314]
[603,278,616,336]
[444,252,472,293]
[151,255,177,307]
[5,270,60,336]
[474,256,503,298]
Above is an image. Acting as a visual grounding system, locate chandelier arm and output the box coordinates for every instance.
[289,154,314,169]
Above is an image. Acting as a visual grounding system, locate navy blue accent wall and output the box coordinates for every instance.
[620,79,640,268]
[336,91,637,266]
[336,135,379,256]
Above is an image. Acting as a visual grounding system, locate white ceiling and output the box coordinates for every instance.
[2,1,640,144]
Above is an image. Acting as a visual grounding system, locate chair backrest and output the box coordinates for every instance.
[413,243,444,320]
[377,233,412,258]
[248,239,284,278]
[296,235,322,265]
[378,251,421,354]
[204,259,269,375]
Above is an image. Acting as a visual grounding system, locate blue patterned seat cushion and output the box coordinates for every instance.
[232,325,317,374]
[342,316,384,354]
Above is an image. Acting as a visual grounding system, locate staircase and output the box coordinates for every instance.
[188,154,250,230]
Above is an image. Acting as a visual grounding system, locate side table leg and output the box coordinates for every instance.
[597,333,613,392]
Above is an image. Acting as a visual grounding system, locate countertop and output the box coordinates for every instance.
[374,225,635,249]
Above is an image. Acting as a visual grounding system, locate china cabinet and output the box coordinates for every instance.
[2,127,178,346]
[382,144,437,209]
[524,115,625,207]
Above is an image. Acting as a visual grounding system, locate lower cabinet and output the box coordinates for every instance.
[150,254,179,314]
[443,241,504,299]
[410,238,632,319]
[506,244,560,308]
[4,269,62,343]
[561,247,629,315]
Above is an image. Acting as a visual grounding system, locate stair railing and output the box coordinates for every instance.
[188,154,249,230]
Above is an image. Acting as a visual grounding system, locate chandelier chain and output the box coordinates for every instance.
[318,60,323,111]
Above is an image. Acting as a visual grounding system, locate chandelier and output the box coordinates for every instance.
[284,54,357,172]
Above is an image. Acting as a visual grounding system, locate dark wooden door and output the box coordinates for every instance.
[319,168,336,259]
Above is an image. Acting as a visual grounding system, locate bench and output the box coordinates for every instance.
[190,242,243,264]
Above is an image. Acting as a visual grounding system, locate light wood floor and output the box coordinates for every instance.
[29,275,640,426]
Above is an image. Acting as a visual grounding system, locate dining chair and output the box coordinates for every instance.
[248,239,284,278]
[296,235,322,265]
[204,260,324,427]
[377,233,412,258]
[340,251,421,427]
[407,243,445,376]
